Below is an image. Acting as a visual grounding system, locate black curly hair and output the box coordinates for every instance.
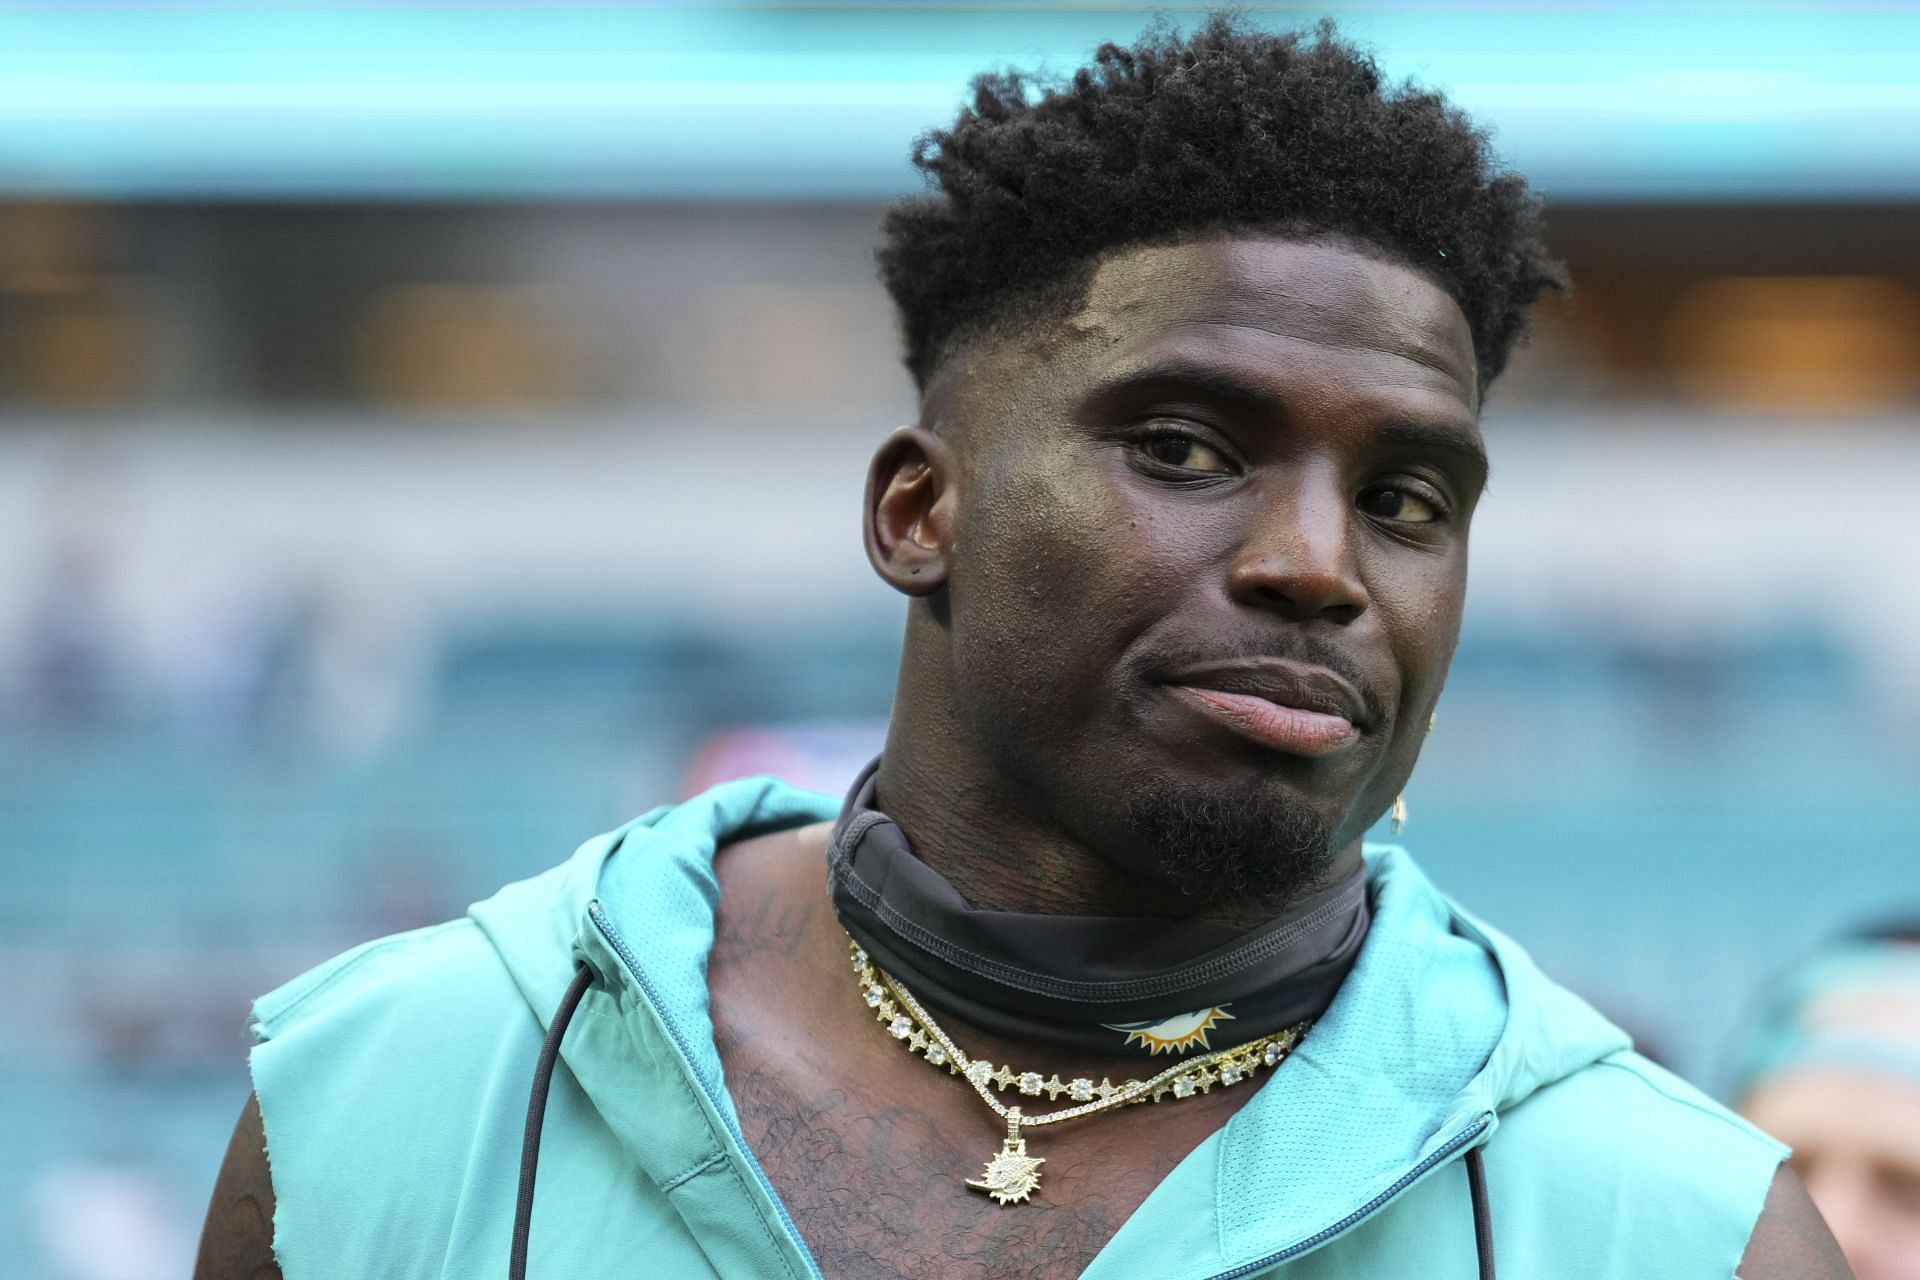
[877,15,1566,397]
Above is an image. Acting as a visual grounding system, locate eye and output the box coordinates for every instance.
[1357,483,1445,524]
[1137,430,1232,474]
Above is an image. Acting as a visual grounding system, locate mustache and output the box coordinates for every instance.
[1145,635,1387,727]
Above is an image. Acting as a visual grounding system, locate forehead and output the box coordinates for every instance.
[1022,234,1480,420]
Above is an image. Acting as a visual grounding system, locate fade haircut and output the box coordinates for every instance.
[877,15,1566,396]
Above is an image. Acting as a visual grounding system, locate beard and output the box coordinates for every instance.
[1124,780,1336,914]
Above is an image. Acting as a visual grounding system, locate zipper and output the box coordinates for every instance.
[1193,1113,1492,1280]
[586,900,826,1280]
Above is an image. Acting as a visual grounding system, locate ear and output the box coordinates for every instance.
[863,425,957,597]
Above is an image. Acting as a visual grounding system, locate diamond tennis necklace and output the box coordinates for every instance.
[849,938,1309,1205]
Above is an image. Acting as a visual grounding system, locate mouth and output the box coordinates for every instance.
[1163,660,1369,758]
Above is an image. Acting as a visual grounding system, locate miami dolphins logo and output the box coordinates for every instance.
[1102,1005,1235,1055]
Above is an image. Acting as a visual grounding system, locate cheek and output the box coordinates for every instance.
[946,451,1183,714]
[1363,545,1467,704]
[955,465,1107,650]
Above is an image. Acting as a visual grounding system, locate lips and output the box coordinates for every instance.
[1163,660,1370,758]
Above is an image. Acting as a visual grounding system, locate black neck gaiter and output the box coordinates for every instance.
[826,759,1370,1058]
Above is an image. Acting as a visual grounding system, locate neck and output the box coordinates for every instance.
[873,728,1363,934]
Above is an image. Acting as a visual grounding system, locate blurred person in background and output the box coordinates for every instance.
[1737,926,1920,1280]
[194,16,1848,1280]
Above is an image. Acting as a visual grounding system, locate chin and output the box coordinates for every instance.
[1123,775,1341,912]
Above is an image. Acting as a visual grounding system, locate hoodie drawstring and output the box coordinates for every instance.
[1466,1145,1496,1279]
[510,958,1498,1279]
[510,960,594,1280]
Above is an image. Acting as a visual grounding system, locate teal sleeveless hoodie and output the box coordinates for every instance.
[249,777,1785,1278]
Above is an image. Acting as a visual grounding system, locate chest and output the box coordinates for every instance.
[719,1034,1200,1280]
[702,829,1242,1278]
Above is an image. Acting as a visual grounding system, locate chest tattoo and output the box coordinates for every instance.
[726,1060,1128,1280]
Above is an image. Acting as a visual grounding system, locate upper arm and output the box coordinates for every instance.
[193,1092,283,1280]
[1736,1162,1853,1280]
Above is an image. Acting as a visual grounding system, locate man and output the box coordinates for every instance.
[1735,926,1920,1280]
[196,17,1850,1278]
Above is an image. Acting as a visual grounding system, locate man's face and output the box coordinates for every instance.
[923,233,1484,905]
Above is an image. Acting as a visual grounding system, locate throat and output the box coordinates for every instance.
[875,754,1355,929]
[912,810,1201,921]
[829,757,1371,1061]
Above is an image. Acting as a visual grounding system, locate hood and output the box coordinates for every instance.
[471,775,838,1098]
[1115,843,1633,1277]
[468,778,1631,1278]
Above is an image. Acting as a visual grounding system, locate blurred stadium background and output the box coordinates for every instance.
[2,3,1918,1274]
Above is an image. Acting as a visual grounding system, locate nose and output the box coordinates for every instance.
[1225,466,1368,623]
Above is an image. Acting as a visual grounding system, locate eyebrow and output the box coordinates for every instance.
[1085,360,1275,416]
[1373,420,1492,487]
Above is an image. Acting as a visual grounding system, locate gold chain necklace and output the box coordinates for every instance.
[848,939,1309,1205]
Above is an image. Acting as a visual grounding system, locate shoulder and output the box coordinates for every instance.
[251,916,515,1046]
[251,834,595,1053]
[1485,1050,1790,1276]
[250,915,543,1110]
[1505,1048,1785,1186]
[248,911,547,1166]
[245,916,551,1279]
[1558,1049,1783,1138]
